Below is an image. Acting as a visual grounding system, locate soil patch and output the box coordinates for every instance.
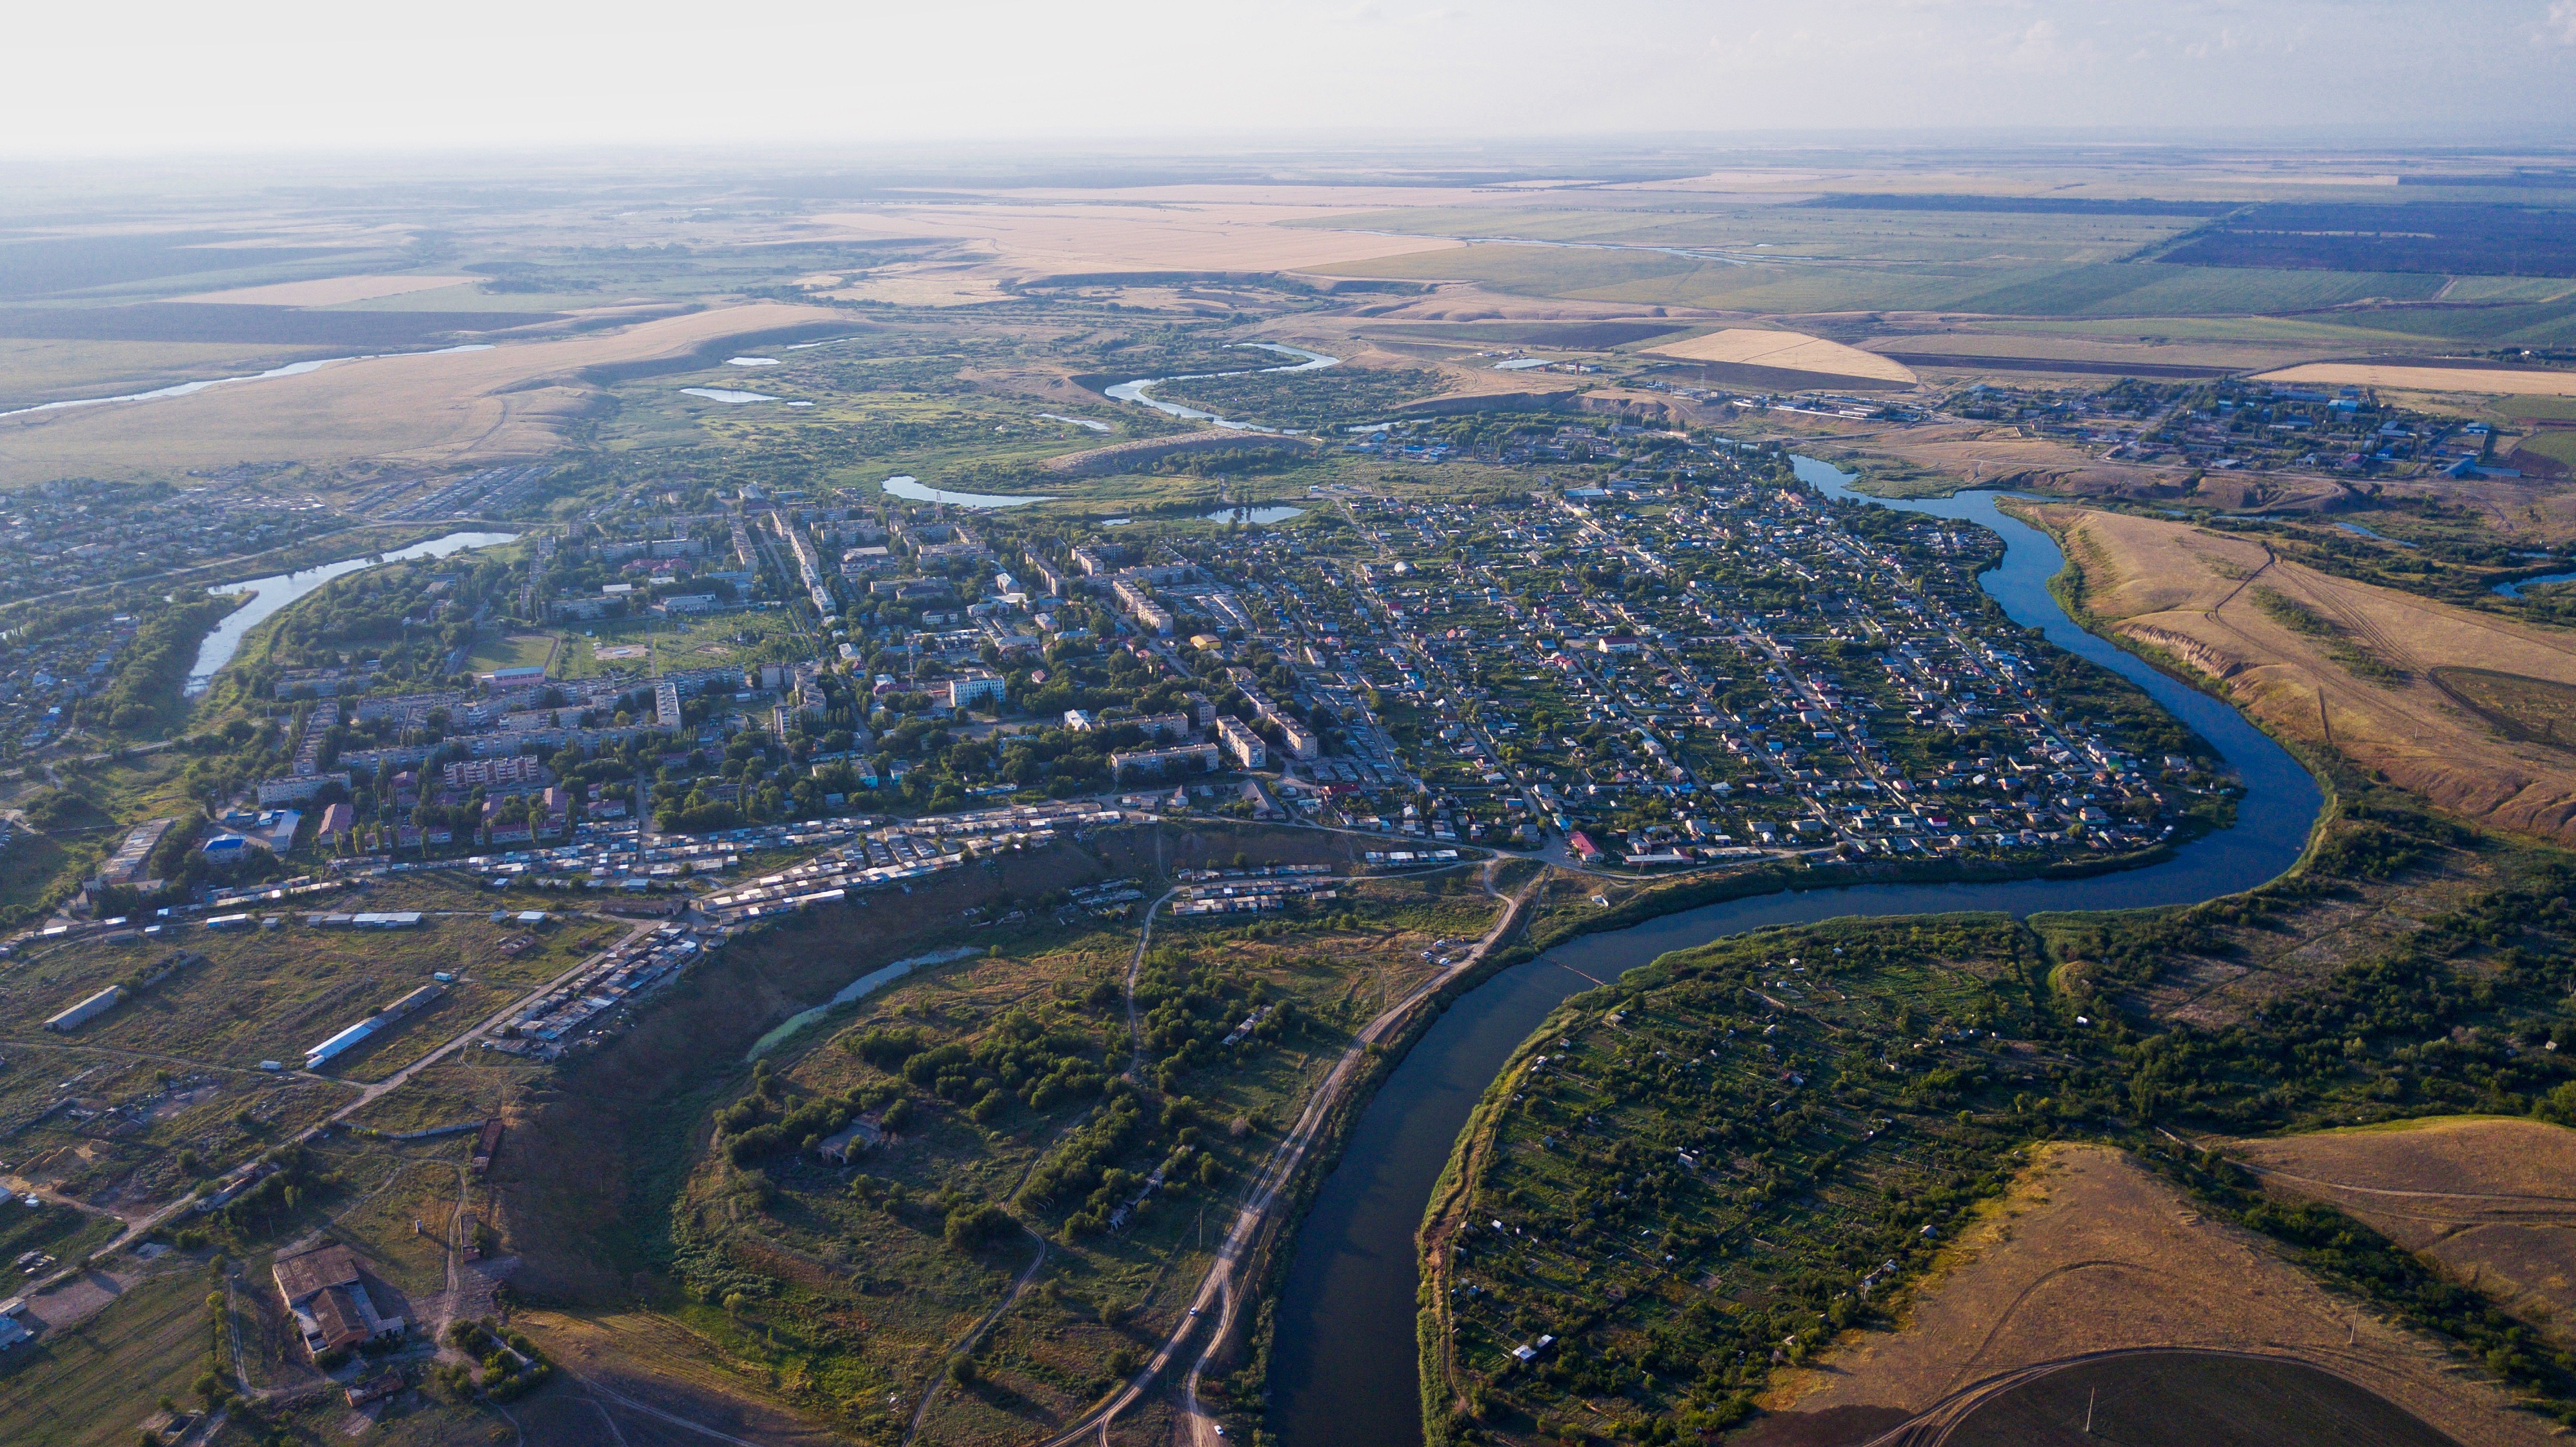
[1944,1350,2459,1447]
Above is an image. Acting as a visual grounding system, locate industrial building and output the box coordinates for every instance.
[303,981,445,1070]
[44,985,123,1033]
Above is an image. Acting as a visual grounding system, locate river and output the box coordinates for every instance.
[1265,457,2324,1447]
[0,344,496,421]
[1103,343,1338,430]
[183,531,520,696]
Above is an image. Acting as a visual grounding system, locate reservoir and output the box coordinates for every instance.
[1265,456,2324,1447]
[184,531,519,696]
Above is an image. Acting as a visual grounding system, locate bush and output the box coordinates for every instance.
[947,1353,978,1386]
[945,1203,1014,1251]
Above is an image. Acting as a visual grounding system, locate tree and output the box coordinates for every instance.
[947,1353,978,1386]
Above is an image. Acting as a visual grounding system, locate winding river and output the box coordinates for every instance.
[1265,457,2324,1447]
[1103,343,1338,430]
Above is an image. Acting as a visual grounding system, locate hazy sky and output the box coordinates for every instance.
[13,0,2575,155]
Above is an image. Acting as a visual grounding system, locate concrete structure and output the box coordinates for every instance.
[1111,742,1221,780]
[1112,578,1173,635]
[1278,715,1322,760]
[1216,714,1267,771]
[303,981,446,1070]
[273,1244,404,1359]
[256,772,349,805]
[654,680,683,729]
[316,802,355,848]
[945,669,1007,712]
[44,985,123,1033]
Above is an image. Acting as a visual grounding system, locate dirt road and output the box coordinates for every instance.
[1040,859,1538,1447]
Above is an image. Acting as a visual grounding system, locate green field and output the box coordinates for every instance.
[460,631,558,674]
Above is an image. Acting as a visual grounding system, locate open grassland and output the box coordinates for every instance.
[1749,1144,2548,1447]
[172,273,481,307]
[2258,365,2576,398]
[0,301,844,485]
[0,1260,223,1447]
[0,338,334,410]
[2234,1118,2576,1343]
[1645,328,1917,384]
[814,202,1464,280]
[0,909,626,1080]
[2034,505,2576,845]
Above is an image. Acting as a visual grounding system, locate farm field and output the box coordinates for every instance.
[0,338,337,410]
[814,200,1465,279]
[1645,327,1917,384]
[2257,364,2576,399]
[6,140,2576,1447]
[172,273,482,307]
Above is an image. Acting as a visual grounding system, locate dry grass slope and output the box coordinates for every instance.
[1751,1144,2551,1447]
[2235,1118,2576,1344]
[2034,505,2576,845]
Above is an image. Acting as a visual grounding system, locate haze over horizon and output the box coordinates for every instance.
[10,0,2576,158]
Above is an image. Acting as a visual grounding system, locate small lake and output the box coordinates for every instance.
[879,474,1045,509]
[726,357,780,367]
[1202,505,1306,525]
[185,531,519,696]
[1491,358,1555,370]
[680,387,780,404]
